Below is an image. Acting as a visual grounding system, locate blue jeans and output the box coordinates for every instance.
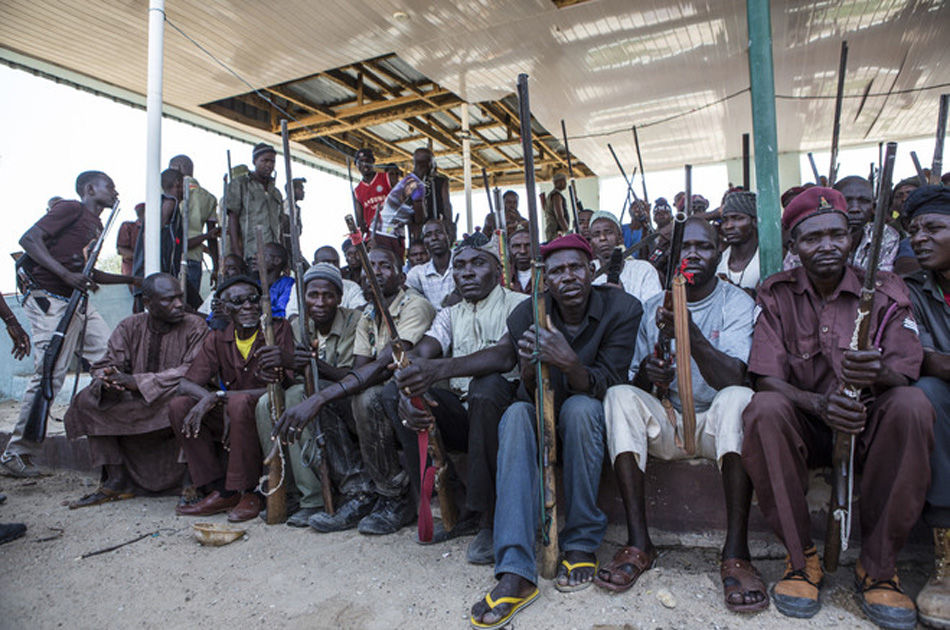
[493,395,608,584]
[916,376,950,527]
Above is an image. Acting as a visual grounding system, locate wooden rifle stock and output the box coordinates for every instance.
[343,214,456,538]
[824,141,897,572]
[521,74,559,580]
[279,120,333,515]
[23,200,121,443]
[257,228,287,525]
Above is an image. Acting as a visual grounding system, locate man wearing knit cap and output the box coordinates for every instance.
[389,232,527,562]
[225,142,283,263]
[588,210,662,306]
[468,233,641,628]
[716,191,760,291]
[255,262,370,527]
[543,172,570,242]
[274,247,435,535]
[742,186,933,628]
[902,185,950,628]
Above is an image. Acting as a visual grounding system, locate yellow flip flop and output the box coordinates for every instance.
[554,558,600,593]
[470,586,540,629]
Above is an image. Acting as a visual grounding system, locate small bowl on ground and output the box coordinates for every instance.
[193,522,245,546]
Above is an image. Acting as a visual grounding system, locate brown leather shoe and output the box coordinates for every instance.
[175,490,240,516]
[227,493,262,523]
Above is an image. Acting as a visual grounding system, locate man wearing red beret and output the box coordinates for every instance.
[467,234,642,628]
[741,187,934,629]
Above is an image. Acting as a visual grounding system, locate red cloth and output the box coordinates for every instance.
[354,171,392,230]
[781,186,846,232]
[540,232,592,260]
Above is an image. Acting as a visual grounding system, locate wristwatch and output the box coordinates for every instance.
[216,390,227,400]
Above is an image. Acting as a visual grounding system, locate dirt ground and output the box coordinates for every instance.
[0,400,930,629]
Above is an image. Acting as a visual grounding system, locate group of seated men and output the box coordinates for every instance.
[0,155,948,630]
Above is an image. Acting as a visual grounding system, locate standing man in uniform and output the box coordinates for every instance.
[1,172,137,478]
[226,143,283,265]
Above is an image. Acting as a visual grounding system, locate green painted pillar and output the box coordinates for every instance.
[746,0,783,278]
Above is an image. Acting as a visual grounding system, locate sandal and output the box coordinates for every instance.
[555,557,600,593]
[855,561,917,630]
[720,557,769,613]
[68,486,135,510]
[594,545,656,593]
[469,586,539,629]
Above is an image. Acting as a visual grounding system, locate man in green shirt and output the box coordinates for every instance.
[226,143,283,265]
[169,155,220,309]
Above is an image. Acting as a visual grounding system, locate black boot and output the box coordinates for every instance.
[357,494,414,535]
[308,494,375,533]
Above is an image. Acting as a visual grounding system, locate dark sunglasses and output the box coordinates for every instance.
[223,294,261,308]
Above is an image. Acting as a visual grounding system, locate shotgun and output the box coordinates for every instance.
[591,230,663,280]
[560,119,581,234]
[824,141,897,572]
[742,133,751,190]
[932,94,949,185]
[911,151,928,186]
[180,176,191,295]
[343,213,456,541]
[256,227,287,525]
[607,142,643,227]
[218,152,230,276]
[807,152,822,185]
[829,41,849,185]
[520,74,559,580]
[280,119,334,515]
[23,200,121,443]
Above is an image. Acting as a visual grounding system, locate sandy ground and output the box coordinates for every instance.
[0,400,931,629]
[0,466,931,630]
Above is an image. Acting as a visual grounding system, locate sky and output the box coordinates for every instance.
[0,64,937,294]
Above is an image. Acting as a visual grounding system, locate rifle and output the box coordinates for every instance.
[911,151,928,186]
[807,152,822,185]
[607,142,644,227]
[932,94,949,185]
[560,119,581,233]
[606,247,624,286]
[591,230,663,281]
[829,41,849,185]
[632,125,650,205]
[180,176,191,295]
[519,73,559,580]
[256,227,287,525]
[742,133,751,190]
[23,200,121,443]
[482,167,510,288]
[652,167,696,456]
[280,120,334,515]
[218,151,230,275]
[343,214,456,541]
[824,141,897,572]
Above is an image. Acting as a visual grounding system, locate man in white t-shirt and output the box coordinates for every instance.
[588,211,662,306]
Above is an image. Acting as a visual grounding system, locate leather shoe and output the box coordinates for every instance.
[358,494,414,535]
[175,490,240,516]
[309,494,375,533]
[227,493,262,523]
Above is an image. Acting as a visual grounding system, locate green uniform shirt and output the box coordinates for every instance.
[225,172,283,261]
[184,176,218,262]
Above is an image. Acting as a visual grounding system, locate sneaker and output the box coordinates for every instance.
[309,494,375,533]
[357,494,414,535]
[0,454,43,478]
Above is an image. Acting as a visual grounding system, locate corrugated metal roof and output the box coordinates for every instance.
[0,0,946,177]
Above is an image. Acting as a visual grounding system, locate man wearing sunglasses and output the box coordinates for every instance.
[169,274,296,522]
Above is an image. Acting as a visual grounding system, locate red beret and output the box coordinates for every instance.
[540,233,592,260]
[781,186,847,232]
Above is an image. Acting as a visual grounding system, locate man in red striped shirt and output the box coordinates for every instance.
[353,148,397,234]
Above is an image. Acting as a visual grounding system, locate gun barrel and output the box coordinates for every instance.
[829,41,849,184]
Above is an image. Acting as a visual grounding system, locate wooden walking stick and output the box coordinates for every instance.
[519,73,559,580]
[824,141,897,572]
[257,227,286,525]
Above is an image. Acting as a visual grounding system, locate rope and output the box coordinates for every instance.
[256,440,286,497]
